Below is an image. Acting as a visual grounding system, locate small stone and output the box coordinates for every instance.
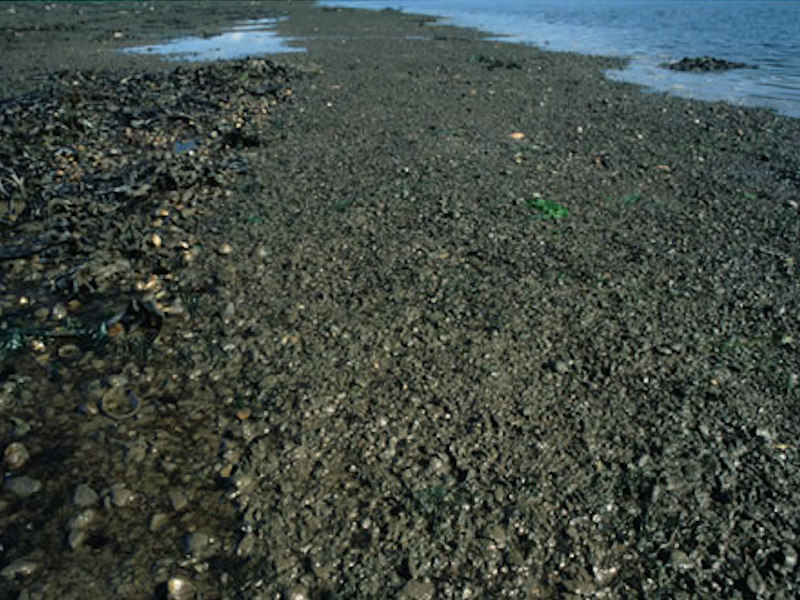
[221,301,235,322]
[4,476,42,498]
[563,578,596,595]
[109,483,135,507]
[184,531,211,556]
[68,508,98,531]
[150,232,163,248]
[551,359,569,374]
[284,586,309,600]
[168,488,189,512]
[51,303,68,320]
[1,558,40,580]
[669,549,693,569]
[67,528,88,550]
[746,567,765,595]
[149,512,170,532]
[167,575,197,600]
[3,442,30,469]
[783,545,798,570]
[400,580,435,600]
[10,419,31,438]
[218,242,233,255]
[236,532,255,557]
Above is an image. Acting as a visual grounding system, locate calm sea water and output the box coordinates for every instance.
[320,0,800,118]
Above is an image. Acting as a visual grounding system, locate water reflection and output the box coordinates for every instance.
[122,18,304,61]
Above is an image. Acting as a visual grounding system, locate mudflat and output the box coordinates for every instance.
[1,2,799,599]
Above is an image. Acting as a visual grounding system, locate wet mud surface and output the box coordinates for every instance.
[1,2,800,599]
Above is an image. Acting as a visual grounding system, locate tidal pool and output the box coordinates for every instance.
[122,18,304,61]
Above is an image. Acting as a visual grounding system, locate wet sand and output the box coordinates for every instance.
[1,2,799,599]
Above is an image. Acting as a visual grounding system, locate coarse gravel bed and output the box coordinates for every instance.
[1,2,799,600]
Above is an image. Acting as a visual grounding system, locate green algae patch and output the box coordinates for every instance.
[526,196,569,219]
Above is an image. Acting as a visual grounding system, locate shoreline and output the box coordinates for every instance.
[2,2,800,599]
[316,0,800,120]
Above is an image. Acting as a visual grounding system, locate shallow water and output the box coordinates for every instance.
[122,18,304,61]
[321,0,800,118]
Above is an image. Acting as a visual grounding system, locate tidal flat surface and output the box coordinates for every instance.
[1,2,799,599]
[322,0,800,118]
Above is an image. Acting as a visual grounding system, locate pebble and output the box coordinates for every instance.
[400,580,435,600]
[149,512,170,532]
[109,482,136,508]
[68,508,98,531]
[167,575,197,600]
[4,476,42,498]
[218,242,233,255]
[168,488,189,512]
[3,442,30,469]
[184,531,211,556]
[10,418,31,437]
[221,301,236,322]
[670,549,693,569]
[746,567,765,595]
[51,303,68,320]
[67,528,88,550]
[284,585,309,600]
[0,558,40,580]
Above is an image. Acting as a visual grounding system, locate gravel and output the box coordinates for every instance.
[1,2,799,599]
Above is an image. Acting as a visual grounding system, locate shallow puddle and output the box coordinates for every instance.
[122,18,304,61]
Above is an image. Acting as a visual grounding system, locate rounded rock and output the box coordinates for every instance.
[221,301,236,322]
[149,512,170,533]
[284,585,309,600]
[4,476,42,498]
[51,303,68,321]
[3,442,30,470]
[167,575,198,600]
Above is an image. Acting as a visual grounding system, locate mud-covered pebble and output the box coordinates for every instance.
[4,476,41,498]
[50,302,68,320]
[73,483,100,507]
[284,585,309,600]
[149,512,170,532]
[1,558,40,580]
[400,579,435,600]
[221,301,236,322]
[109,483,136,508]
[68,508,98,531]
[670,549,693,569]
[184,531,211,556]
[168,488,189,512]
[67,528,89,550]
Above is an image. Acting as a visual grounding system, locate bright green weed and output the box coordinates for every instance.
[526,196,568,219]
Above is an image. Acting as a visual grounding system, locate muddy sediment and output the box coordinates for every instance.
[1,2,799,599]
